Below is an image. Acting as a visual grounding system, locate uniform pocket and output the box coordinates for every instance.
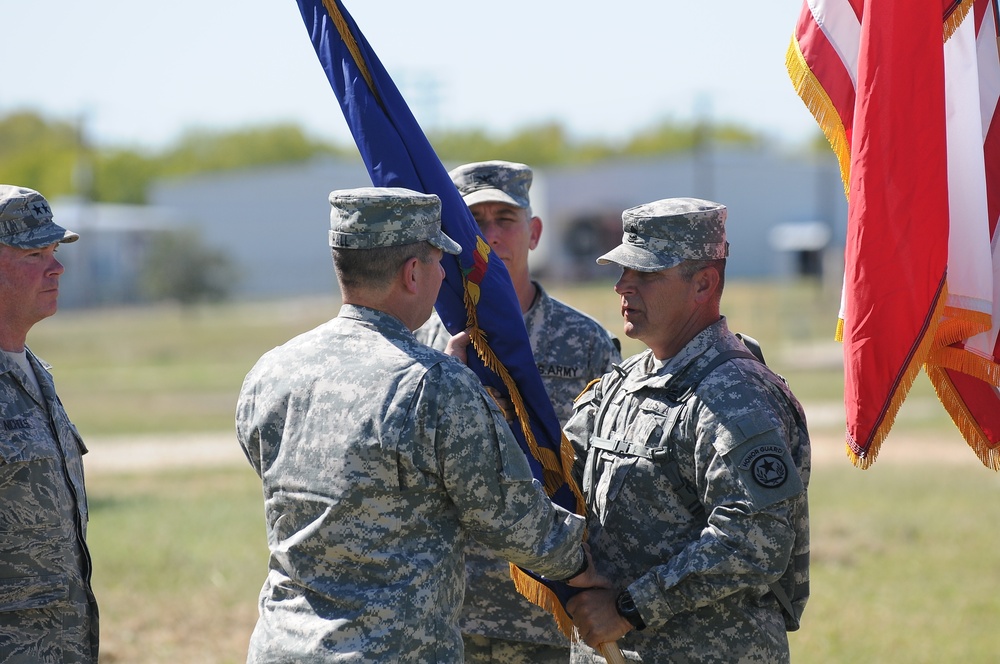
[0,573,70,664]
[0,573,68,613]
[0,438,64,532]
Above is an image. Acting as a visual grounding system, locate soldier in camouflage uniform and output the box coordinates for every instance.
[0,185,99,663]
[236,187,606,664]
[415,161,620,662]
[564,198,811,663]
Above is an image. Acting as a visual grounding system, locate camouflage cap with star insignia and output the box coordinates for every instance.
[0,185,79,249]
[597,197,728,272]
[448,160,532,209]
[328,186,461,255]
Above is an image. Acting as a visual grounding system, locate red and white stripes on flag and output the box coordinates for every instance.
[787,0,1000,468]
[928,1,1000,468]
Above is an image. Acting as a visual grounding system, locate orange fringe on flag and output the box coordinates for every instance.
[925,364,1000,469]
[846,281,949,469]
[785,36,852,199]
[943,0,975,42]
[462,277,586,509]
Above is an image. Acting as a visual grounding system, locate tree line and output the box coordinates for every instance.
[0,109,808,205]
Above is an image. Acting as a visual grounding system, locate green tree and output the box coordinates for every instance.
[0,111,81,197]
[159,123,348,177]
[141,230,239,306]
[623,119,760,156]
[0,109,781,205]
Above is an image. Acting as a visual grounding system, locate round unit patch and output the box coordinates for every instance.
[739,444,789,488]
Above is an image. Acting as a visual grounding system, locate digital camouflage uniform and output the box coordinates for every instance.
[566,317,810,663]
[236,187,586,663]
[417,283,620,427]
[564,197,810,662]
[0,349,99,664]
[416,284,620,656]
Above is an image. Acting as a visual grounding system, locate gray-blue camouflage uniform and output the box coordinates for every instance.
[0,349,98,664]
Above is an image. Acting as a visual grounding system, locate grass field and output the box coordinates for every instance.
[29,279,952,437]
[25,280,1000,663]
[86,461,1000,664]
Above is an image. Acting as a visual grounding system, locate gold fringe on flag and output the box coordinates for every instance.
[462,277,587,511]
[926,293,1000,469]
[935,306,992,349]
[785,35,852,198]
[509,563,575,637]
[324,0,376,95]
[943,0,975,43]
[925,363,1000,469]
[930,342,1000,386]
[847,281,949,469]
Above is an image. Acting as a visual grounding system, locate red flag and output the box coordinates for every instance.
[787,0,1000,467]
[926,0,1000,468]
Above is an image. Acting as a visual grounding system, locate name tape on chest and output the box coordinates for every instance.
[3,418,32,431]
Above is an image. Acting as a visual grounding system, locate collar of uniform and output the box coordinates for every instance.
[337,303,413,340]
[622,317,731,393]
[0,346,48,406]
[522,280,547,320]
[0,348,16,379]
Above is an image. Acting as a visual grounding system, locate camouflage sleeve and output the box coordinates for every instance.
[628,397,804,628]
[563,378,602,487]
[592,328,622,377]
[420,362,585,580]
[235,363,287,478]
[235,370,263,476]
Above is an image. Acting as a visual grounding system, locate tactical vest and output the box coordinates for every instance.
[589,334,809,631]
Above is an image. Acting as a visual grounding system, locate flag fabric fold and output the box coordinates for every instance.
[294,0,587,638]
[926,0,1000,467]
[787,0,1000,468]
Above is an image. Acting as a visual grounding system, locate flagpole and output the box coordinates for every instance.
[295,2,628,660]
[599,642,626,663]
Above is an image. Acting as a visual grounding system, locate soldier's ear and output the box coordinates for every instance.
[692,265,720,302]
[528,215,543,250]
[400,256,421,294]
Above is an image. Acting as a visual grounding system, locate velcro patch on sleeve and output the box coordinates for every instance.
[717,412,803,509]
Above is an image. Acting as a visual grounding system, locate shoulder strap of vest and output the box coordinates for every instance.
[592,354,646,435]
[735,332,766,364]
[665,348,761,402]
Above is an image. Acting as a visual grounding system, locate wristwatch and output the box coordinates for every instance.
[615,589,647,631]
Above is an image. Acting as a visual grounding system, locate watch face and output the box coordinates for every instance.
[616,590,646,630]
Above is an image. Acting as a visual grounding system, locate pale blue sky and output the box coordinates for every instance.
[3,1,817,150]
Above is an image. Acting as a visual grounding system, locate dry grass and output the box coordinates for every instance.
[28,282,995,662]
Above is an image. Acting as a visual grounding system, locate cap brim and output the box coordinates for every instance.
[3,224,78,249]
[596,244,683,272]
[428,230,462,255]
[462,188,526,209]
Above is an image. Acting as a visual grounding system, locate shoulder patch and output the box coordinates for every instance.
[739,444,790,489]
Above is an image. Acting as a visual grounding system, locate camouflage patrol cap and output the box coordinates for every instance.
[449,160,532,209]
[597,197,728,272]
[328,187,461,255]
[0,185,79,249]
